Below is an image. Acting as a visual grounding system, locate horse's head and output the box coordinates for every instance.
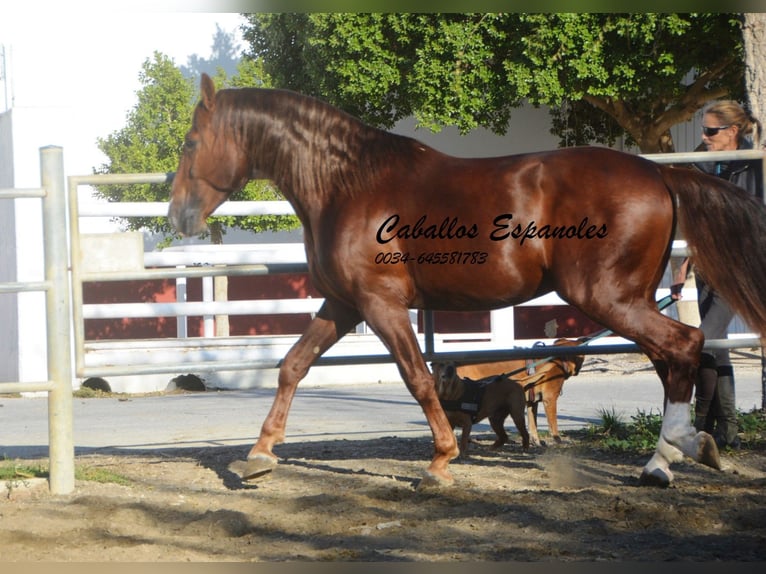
[169,73,252,236]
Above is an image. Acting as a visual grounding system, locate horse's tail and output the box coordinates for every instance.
[660,164,766,335]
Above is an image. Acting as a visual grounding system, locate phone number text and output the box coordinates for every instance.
[374,251,488,265]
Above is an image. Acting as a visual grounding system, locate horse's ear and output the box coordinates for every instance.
[200,73,216,111]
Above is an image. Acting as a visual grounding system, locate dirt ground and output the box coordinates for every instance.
[1,431,765,561]
[2,354,766,562]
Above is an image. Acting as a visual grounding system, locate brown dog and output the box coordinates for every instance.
[455,338,585,446]
[431,362,530,455]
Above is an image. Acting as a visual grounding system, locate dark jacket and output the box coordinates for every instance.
[693,139,764,200]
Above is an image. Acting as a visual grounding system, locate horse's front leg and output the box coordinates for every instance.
[243,300,361,481]
[361,302,459,487]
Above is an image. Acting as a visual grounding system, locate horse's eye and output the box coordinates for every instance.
[184,137,197,150]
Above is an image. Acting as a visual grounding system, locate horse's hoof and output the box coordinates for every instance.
[242,454,278,481]
[417,470,454,490]
[638,467,671,488]
[695,432,722,470]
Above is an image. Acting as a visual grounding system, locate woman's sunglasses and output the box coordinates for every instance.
[702,125,730,137]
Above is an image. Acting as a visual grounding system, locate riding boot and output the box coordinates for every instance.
[713,367,739,448]
[693,354,718,433]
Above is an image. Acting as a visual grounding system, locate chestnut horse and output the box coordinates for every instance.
[169,74,766,488]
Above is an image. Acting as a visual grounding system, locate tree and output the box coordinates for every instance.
[95,44,300,338]
[242,13,744,153]
[94,51,299,246]
[742,13,766,148]
[181,23,242,81]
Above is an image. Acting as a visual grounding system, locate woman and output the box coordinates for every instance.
[672,100,763,449]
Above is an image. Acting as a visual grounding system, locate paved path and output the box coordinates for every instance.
[2,361,763,460]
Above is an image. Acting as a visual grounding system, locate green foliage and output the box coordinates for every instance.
[581,407,766,454]
[0,457,132,486]
[243,13,744,152]
[94,48,299,245]
[95,52,193,236]
[0,459,48,481]
[583,408,665,454]
[737,409,766,449]
[75,466,132,486]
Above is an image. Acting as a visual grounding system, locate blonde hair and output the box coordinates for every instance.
[703,100,762,146]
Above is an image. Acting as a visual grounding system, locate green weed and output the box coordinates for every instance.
[577,407,766,454]
[0,457,132,486]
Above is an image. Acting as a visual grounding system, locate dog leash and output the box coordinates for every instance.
[497,294,677,380]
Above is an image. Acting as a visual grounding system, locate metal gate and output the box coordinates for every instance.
[0,146,74,494]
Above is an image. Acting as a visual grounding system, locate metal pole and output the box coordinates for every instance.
[423,310,435,358]
[176,273,188,339]
[41,146,74,495]
[202,275,214,337]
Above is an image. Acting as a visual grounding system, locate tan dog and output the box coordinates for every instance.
[431,362,530,455]
[455,338,585,446]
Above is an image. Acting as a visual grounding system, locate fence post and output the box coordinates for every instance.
[41,146,75,494]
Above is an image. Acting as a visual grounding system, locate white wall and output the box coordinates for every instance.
[393,104,560,156]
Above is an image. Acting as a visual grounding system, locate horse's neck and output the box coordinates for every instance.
[243,92,399,220]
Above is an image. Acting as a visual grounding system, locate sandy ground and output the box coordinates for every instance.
[2,353,765,562]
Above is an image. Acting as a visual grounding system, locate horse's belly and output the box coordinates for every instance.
[413,276,547,312]
[405,245,548,311]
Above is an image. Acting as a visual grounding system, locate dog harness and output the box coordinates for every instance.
[439,375,497,423]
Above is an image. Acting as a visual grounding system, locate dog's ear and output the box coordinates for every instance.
[445,364,456,379]
[572,355,585,375]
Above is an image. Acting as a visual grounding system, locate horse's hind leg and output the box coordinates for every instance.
[588,303,720,486]
[632,315,721,486]
[243,300,361,480]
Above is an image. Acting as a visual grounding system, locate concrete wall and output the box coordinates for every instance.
[0,108,47,384]
[0,109,19,382]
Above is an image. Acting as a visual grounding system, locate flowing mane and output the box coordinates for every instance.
[212,87,427,202]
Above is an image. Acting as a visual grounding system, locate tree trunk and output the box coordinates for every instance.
[743,13,766,148]
[742,13,766,411]
[209,222,230,338]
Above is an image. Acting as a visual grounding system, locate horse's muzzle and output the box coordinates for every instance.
[168,202,208,237]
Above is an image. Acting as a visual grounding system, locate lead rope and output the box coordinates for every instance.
[496,294,677,380]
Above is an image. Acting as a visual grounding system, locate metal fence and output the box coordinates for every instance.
[0,147,73,494]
